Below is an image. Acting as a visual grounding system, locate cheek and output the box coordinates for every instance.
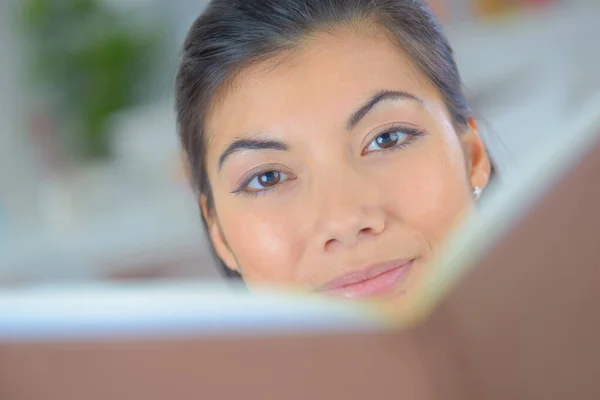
[218,205,305,284]
[384,137,472,247]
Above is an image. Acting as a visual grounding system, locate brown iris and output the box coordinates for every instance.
[258,171,281,187]
[376,132,400,149]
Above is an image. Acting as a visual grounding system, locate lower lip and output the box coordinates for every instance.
[325,260,414,299]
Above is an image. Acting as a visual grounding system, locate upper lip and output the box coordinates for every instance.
[318,259,413,291]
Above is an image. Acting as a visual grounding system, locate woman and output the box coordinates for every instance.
[176,0,491,306]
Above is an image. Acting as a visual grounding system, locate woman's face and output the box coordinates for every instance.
[203,27,490,304]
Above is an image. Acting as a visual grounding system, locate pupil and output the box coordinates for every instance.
[377,132,399,148]
[259,171,280,186]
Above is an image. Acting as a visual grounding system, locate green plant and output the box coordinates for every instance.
[20,0,161,160]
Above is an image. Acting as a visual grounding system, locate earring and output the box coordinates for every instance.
[473,186,483,200]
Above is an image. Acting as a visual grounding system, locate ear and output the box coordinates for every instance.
[199,196,240,273]
[461,119,491,192]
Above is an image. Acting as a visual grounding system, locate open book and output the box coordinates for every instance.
[1,97,599,399]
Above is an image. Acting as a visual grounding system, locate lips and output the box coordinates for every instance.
[319,259,415,299]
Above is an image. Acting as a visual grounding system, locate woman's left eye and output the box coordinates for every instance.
[363,130,410,154]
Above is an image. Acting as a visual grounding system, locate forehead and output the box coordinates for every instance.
[204,27,439,152]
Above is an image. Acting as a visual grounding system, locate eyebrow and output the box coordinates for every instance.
[347,90,424,130]
[218,137,288,171]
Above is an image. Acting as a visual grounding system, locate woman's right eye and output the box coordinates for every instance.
[245,170,290,191]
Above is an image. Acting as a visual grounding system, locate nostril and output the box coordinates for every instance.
[324,238,340,252]
[358,227,374,237]
[325,227,377,251]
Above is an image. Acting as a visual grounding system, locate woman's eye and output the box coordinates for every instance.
[363,130,410,154]
[246,170,290,190]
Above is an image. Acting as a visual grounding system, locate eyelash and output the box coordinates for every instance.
[362,125,427,156]
[231,167,293,197]
[233,185,281,198]
[232,125,427,196]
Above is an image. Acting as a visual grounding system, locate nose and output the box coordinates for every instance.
[313,177,386,252]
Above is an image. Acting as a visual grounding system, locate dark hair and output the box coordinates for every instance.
[176,0,477,278]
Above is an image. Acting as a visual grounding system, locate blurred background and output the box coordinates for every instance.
[0,0,598,287]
